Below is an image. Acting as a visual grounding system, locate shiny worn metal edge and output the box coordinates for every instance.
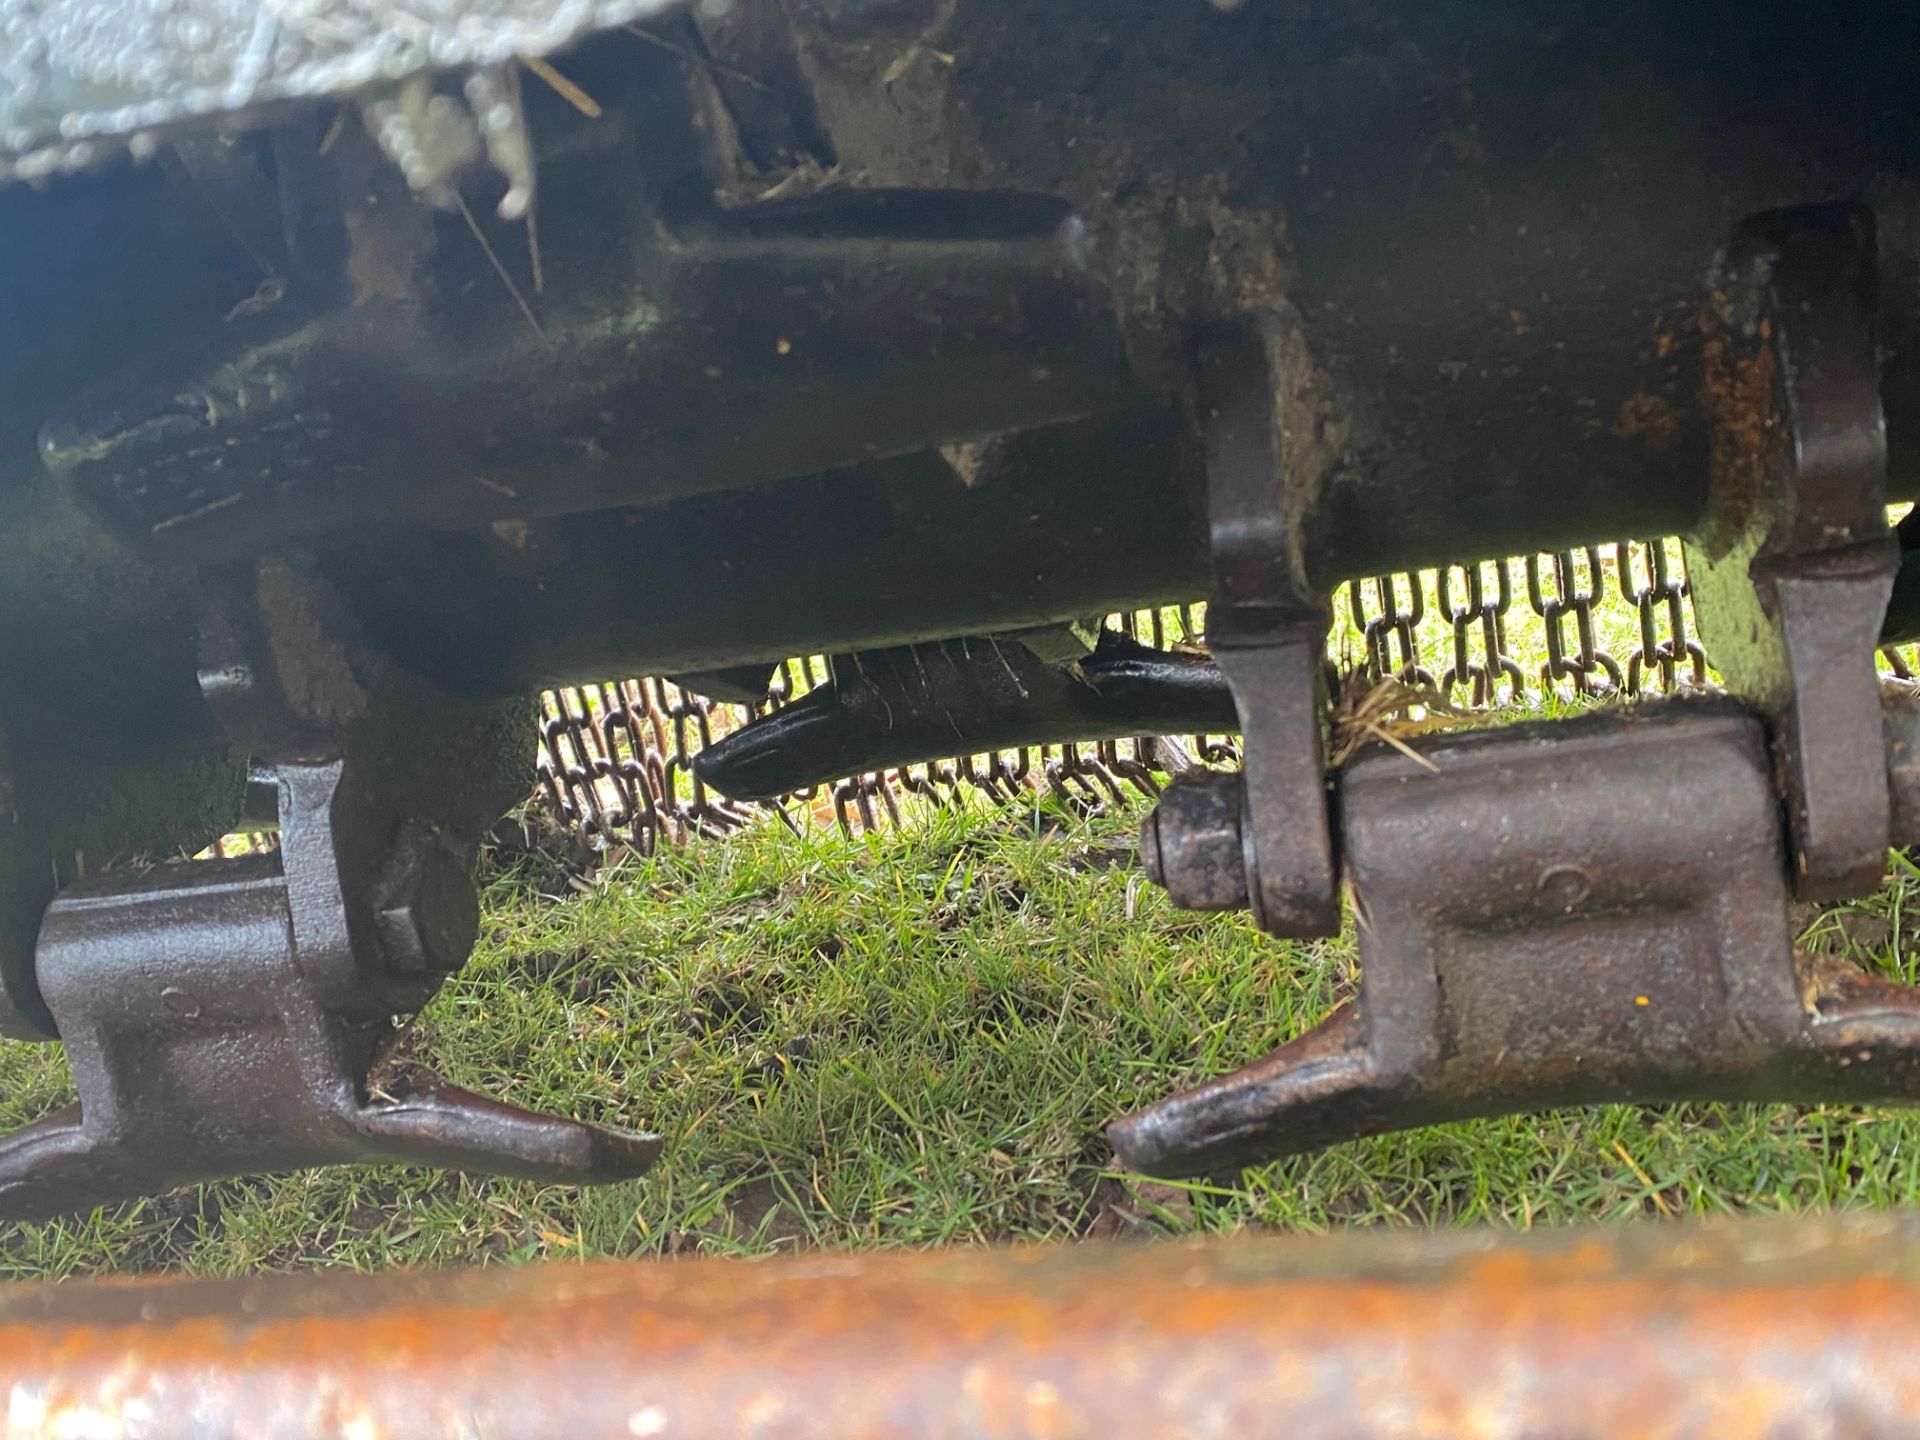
[7,1215,1920,1437]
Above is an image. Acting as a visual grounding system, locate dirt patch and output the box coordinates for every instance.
[1067,842,1137,873]
[722,1174,812,1251]
[684,981,770,1043]
[1084,1173,1201,1239]
[1613,389,1681,447]
[480,807,605,897]
[1695,311,1778,559]
[509,946,625,1004]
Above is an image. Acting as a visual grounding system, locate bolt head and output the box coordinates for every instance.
[373,827,479,977]
[1142,772,1251,912]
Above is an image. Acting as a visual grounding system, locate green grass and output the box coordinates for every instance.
[0,543,1909,1278]
[6,791,1920,1280]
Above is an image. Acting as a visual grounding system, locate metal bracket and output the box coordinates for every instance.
[0,760,658,1219]
[0,562,659,1219]
[1119,205,1920,1177]
[1687,204,1897,901]
[1113,700,1920,1177]
[1163,317,1340,938]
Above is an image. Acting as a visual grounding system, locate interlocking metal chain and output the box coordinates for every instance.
[1526,547,1623,694]
[537,678,759,855]
[1437,559,1524,706]
[1348,572,1435,688]
[534,537,1911,847]
[1619,540,1709,693]
[1338,540,1704,705]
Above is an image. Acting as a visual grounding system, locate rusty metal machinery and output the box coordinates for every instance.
[1,1213,1919,1437]
[1110,201,1920,1177]
[12,0,1920,1216]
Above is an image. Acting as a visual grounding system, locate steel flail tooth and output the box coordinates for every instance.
[1117,205,1920,1179]
[0,584,665,1223]
[0,1063,661,1224]
[693,632,1237,804]
[0,769,662,1221]
[1109,1005,1393,1177]
[1114,695,1920,1180]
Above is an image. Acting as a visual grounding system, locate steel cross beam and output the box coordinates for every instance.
[2,1217,1920,1437]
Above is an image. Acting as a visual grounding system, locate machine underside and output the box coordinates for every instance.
[2,0,1920,1214]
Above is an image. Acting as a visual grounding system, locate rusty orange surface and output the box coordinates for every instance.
[3,1215,1920,1437]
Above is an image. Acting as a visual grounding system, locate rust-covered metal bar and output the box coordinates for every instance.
[7,1218,1920,1436]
